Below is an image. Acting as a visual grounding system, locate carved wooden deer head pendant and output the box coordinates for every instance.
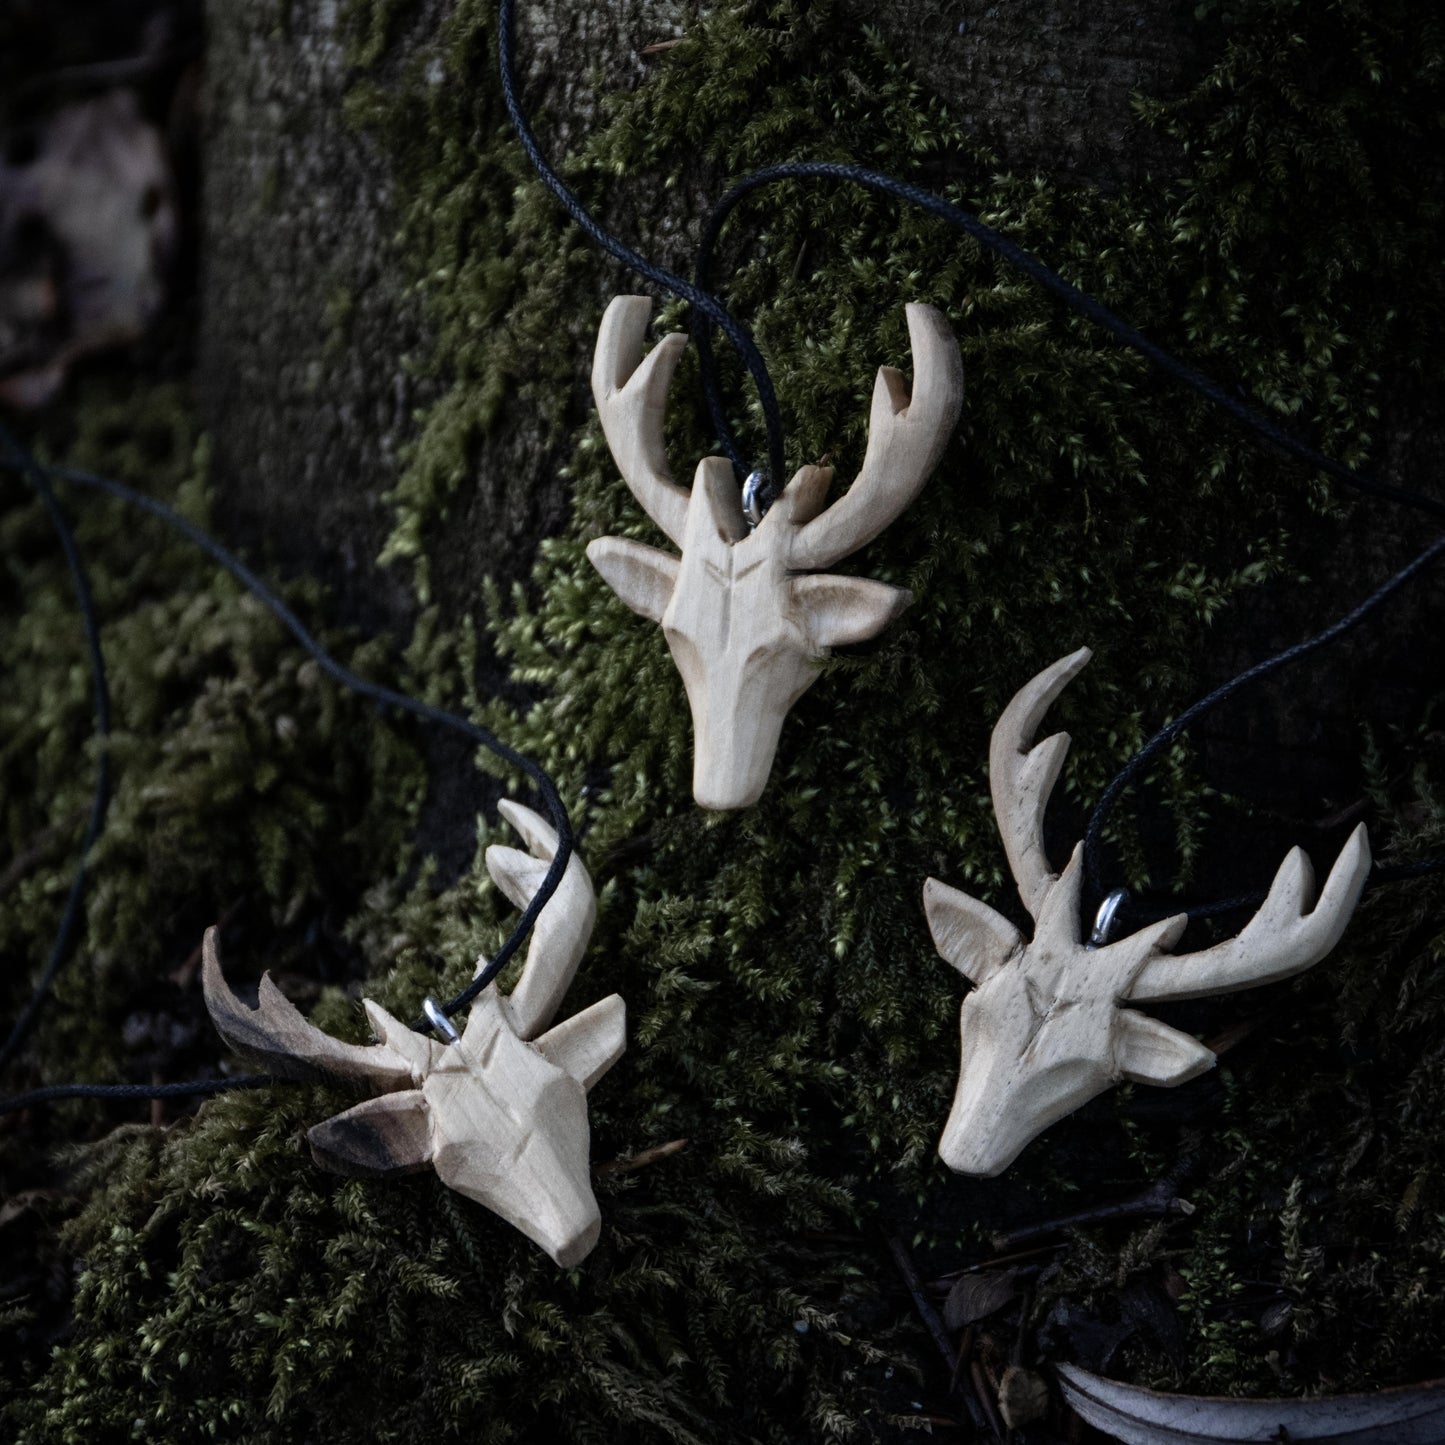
[204,801,624,1267]
[586,296,964,810]
[926,648,1371,1176]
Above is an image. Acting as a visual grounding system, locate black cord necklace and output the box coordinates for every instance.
[0,425,576,1114]
[5,0,1443,1117]
[1081,534,1445,936]
[0,433,111,1078]
[498,0,1445,913]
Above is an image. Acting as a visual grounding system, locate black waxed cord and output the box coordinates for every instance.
[50,461,575,1026]
[0,432,112,1076]
[496,0,784,491]
[0,1075,274,1112]
[0,427,577,1117]
[685,160,1445,927]
[1081,533,1445,930]
[691,161,1445,525]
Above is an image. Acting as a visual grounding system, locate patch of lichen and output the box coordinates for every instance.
[9,0,1445,1437]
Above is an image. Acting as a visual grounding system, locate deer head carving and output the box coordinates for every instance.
[586,296,964,810]
[926,648,1371,1176]
[203,801,624,1267]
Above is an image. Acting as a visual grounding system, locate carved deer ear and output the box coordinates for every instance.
[308,1090,434,1179]
[586,537,680,623]
[924,877,1023,985]
[535,995,626,1090]
[791,574,912,650]
[1113,1011,1215,1088]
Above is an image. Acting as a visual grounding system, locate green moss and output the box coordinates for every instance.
[6,0,1445,1437]
[0,383,429,1092]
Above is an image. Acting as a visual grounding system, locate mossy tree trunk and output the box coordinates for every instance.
[200,0,1442,847]
[200,0,1208,604]
[6,1,1444,1439]
[200,0,691,628]
[199,0,1214,619]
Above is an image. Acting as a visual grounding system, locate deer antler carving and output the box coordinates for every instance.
[926,648,1371,1176]
[204,800,624,1267]
[587,296,964,810]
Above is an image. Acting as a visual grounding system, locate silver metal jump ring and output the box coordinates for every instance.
[742,469,770,529]
[1087,889,1130,950]
[422,996,460,1043]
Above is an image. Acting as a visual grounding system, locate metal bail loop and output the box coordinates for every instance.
[422,996,461,1043]
[1087,889,1130,950]
[741,469,770,530]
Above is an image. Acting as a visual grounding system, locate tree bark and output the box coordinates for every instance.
[843,0,1203,184]
[199,0,443,633]
[198,0,1444,872]
[200,0,690,632]
[198,0,1211,627]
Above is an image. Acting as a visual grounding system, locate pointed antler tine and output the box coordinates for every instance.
[900,301,965,427]
[483,801,598,1041]
[202,928,413,1087]
[592,296,691,548]
[1322,820,1372,904]
[1127,823,1372,1004]
[1255,846,1315,930]
[989,647,1093,919]
[692,456,748,543]
[787,302,963,571]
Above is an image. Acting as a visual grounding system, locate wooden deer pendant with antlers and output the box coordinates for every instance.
[926,648,1371,1177]
[204,801,624,1267]
[586,296,964,810]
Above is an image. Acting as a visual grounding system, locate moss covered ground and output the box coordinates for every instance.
[3,0,1445,1438]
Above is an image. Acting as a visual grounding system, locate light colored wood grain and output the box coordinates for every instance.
[925,649,1371,1177]
[587,295,964,810]
[204,801,624,1268]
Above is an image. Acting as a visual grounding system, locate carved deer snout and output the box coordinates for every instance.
[938,920,1128,1176]
[204,801,624,1267]
[586,296,963,809]
[927,649,1371,1177]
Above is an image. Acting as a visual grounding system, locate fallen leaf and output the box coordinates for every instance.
[943,1269,1018,1329]
[1057,1362,1445,1443]
[998,1365,1049,1429]
[1042,1299,1136,1374]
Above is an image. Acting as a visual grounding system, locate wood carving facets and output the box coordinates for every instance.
[926,648,1372,1178]
[586,295,964,810]
[204,800,625,1268]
